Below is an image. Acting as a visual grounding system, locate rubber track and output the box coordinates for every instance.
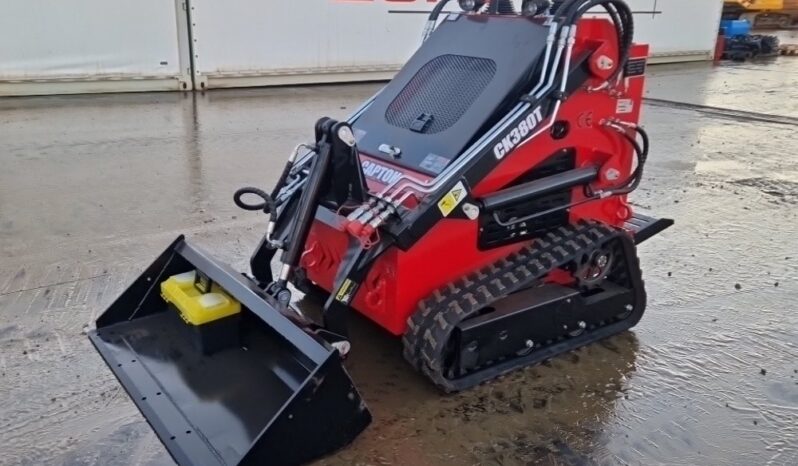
[402,220,642,392]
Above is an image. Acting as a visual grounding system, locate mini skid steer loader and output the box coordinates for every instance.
[89,1,673,464]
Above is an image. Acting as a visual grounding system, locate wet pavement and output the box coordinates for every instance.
[1,57,797,466]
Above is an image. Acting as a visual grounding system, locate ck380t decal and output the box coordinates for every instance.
[493,106,544,159]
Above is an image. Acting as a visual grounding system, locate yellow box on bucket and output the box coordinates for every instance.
[160,270,241,325]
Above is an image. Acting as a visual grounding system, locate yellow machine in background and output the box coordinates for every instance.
[724,0,798,28]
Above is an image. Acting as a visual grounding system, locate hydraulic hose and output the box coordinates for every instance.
[495,123,650,225]
[588,2,633,81]
[609,124,649,195]
[428,0,452,22]
[270,163,294,200]
[234,187,277,216]
[552,0,582,18]
[554,0,634,83]
[423,0,453,41]
[600,2,634,82]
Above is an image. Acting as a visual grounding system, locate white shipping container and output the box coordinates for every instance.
[616,0,725,62]
[191,0,724,88]
[187,0,430,89]
[0,0,723,95]
[0,0,192,96]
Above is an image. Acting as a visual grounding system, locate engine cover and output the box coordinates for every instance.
[353,14,550,176]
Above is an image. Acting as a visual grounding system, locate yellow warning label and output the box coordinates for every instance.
[335,279,356,303]
[437,181,467,217]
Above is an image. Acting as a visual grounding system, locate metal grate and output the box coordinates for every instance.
[385,54,497,134]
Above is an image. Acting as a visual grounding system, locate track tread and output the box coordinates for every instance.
[403,221,645,392]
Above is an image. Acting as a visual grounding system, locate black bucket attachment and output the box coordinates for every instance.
[88,236,371,466]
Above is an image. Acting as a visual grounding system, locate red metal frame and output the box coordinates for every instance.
[301,18,649,336]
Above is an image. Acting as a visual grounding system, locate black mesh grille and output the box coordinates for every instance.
[385,54,497,134]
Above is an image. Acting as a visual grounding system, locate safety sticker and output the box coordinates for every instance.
[616,98,634,114]
[335,278,358,304]
[437,181,467,217]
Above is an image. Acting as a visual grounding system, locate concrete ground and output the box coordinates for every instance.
[1,57,797,466]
